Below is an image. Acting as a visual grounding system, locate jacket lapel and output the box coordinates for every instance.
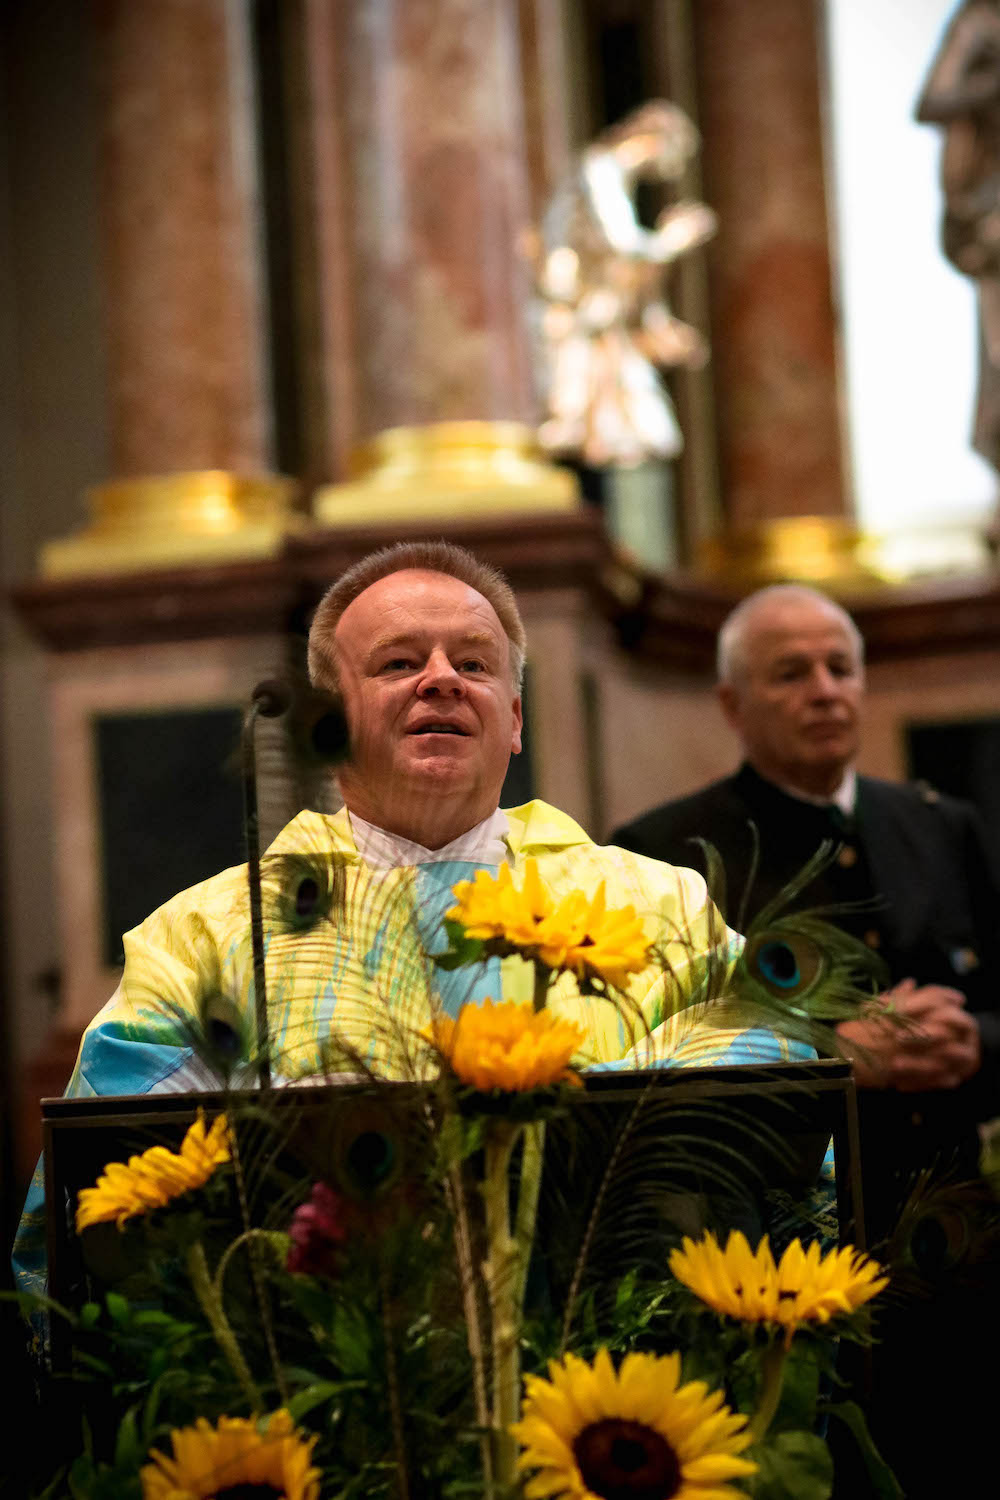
[856,779,931,955]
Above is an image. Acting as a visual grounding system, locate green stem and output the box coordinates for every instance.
[212,1228,281,1302]
[377,1255,410,1500]
[532,964,551,1013]
[482,1120,522,1489]
[512,1121,545,1317]
[228,1122,288,1404]
[749,1341,789,1444]
[446,1164,494,1499]
[185,1239,261,1412]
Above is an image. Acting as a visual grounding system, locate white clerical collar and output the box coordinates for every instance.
[346,807,511,869]
[769,768,857,816]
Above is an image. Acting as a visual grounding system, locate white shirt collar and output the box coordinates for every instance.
[346,807,511,870]
[769,767,856,816]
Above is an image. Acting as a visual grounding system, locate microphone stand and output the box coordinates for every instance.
[242,679,291,1090]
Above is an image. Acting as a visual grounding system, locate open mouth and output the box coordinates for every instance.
[409,723,469,736]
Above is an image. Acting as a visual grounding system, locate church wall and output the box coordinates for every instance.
[0,0,110,1088]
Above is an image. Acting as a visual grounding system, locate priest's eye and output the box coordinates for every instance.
[379,657,414,672]
[458,659,486,673]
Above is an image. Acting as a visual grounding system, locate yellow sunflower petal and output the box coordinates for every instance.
[75,1112,230,1234]
[446,865,651,985]
[428,1000,584,1092]
[671,1228,888,1340]
[141,1409,319,1500]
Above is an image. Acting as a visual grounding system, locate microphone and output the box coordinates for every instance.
[243,680,292,1089]
[310,704,349,762]
[241,676,351,1089]
[293,688,351,766]
[251,677,293,719]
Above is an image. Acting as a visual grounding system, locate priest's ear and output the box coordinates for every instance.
[510,695,523,756]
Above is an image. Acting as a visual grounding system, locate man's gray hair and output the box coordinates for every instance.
[716,584,865,683]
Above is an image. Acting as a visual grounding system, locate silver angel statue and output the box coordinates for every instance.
[531,101,717,468]
[917,0,1000,478]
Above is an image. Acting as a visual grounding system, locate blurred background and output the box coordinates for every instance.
[3,0,998,1249]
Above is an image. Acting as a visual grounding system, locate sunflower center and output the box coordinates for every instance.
[573,1418,681,1499]
[214,1487,283,1499]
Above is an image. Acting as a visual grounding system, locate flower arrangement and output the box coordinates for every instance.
[20,858,896,1499]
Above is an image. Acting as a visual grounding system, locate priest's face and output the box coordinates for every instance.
[332,570,523,847]
[718,595,864,798]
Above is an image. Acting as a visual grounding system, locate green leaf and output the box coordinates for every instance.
[130,1308,183,1330]
[67,1455,98,1500]
[434,922,485,970]
[752,1430,833,1500]
[770,1342,821,1434]
[73,1349,115,1378]
[613,1269,638,1316]
[286,1381,341,1422]
[105,1291,131,1326]
[78,1301,102,1329]
[436,1110,484,1169]
[331,1301,376,1376]
[824,1401,903,1498]
[10,1288,76,1324]
[113,1406,142,1468]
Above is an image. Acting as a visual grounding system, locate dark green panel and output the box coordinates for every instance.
[95,708,245,967]
[907,715,1000,857]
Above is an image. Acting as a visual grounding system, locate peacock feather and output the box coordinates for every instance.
[698,836,889,1057]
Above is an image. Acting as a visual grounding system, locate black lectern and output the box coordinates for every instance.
[42,1057,863,1369]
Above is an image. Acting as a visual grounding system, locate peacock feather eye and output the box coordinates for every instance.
[744,930,823,997]
[907,1208,971,1275]
[197,992,250,1073]
[295,875,321,921]
[261,853,342,936]
[344,1129,396,1193]
[331,1100,406,1202]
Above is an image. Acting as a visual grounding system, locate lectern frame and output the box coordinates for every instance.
[43,1057,863,1371]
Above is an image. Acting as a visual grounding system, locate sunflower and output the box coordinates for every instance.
[427,999,586,1091]
[76,1112,231,1232]
[553,882,651,989]
[447,860,650,989]
[511,1346,756,1500]
[669,1230,888,1345]
[141,1409,319,1500]
[448,860,552,946]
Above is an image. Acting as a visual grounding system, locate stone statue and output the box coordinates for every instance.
[917,0,1000,480]
[529,101,717,468]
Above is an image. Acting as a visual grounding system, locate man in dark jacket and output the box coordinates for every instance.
[612,583,1000,1493]
[612,585,1000,1226]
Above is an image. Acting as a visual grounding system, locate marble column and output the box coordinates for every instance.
[518,0,576,251]
[95,0,271,476]
[299,0,575,521]
[42,0,296,575]
[692,0,846,531]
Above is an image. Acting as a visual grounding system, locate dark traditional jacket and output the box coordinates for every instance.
[612,762,1000,1240]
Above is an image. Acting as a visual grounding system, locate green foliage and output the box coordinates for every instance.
[750,1430,834,1500]
[21,1051,896,1497]
[434,918,486,971]
[823,1401,904,1499]
[767,1343,829,1436]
